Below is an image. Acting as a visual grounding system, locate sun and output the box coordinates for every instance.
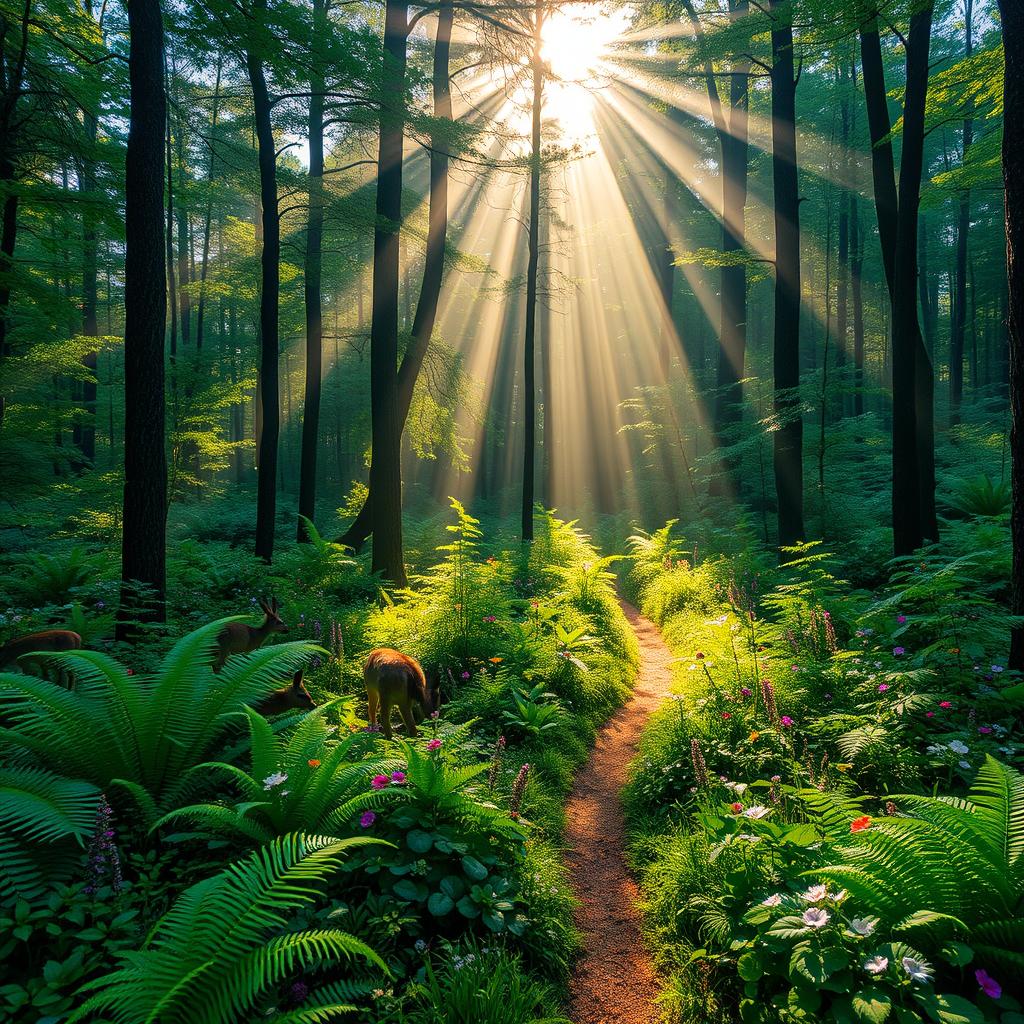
[541,4,630,84]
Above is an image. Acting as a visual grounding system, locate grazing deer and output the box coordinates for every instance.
[363,648,440,740]
[213,597,288,673]
[254,670,316,716]
[0,630,83,686]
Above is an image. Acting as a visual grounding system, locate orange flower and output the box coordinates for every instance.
[748,730,760,742]
[850,815,872,833]
[307,759,321,768]
[489,656,503,664]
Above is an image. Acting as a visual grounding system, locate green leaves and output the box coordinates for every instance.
[852,988,893,1024]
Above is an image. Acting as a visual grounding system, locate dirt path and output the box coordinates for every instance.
[565,600,675,1024]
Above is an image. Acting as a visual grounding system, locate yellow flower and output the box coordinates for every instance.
[748,730,760,742]
[835,763,853,773]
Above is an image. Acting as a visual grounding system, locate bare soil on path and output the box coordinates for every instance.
[566,600,676,1024]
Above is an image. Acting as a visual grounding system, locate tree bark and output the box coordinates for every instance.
[851,193,866,418]
[117,0,167,639]
[368,0,409,582]
[298,0,326,542]
[770,0,804,552]
[521,0,543,542]
[195,56,222,351]
[249,11,281,563]
[998,0,1024,670]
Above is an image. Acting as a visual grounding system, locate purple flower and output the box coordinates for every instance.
[780,716,794,728]
[975,969,1002,1000]
[978,726,992,735]
[740,687,752,697]
[371,774,390,790]
[878,683,890,693]
[893,646,905,657]
[390,771,407,783]
[460,670,471,680]
[359,811,376,828]
[897,614,907,624]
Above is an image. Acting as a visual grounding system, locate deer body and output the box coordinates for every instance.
[0,630,82,671]
[214,598,287,672]
[254,671,316,716]
[363,648,438,740]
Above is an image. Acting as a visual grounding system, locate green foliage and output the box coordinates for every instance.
[69,833,386,1024]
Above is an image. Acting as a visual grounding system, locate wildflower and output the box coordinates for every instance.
[948,740,969,755]
[426,738,442,751]
[761,893,783,907]
[780,715,794,728]
[978,726,992,735]
[926,711,935,718]
[991,665,1004,674]
[849,918,875,936]
[263,772,288,790]
[877,683,890,693]
[802,907,830,928]
[482,615,497,623]
[414,939,428,953]
[802,884,829,902]
[461,670,471,679]
[740,687,752,697]
[721,712,732,720]
[83,796,122,897]
[307,759,321,768]
[359,811,376,828]
[761,679,779,724]
[850,815,872,833]
[748,730,760,742]
[835,763,853,773]
[488,735,506,791]
[959,760,972,770]
[975,969,1002,1000]
[695,651,705,660]
[939,700,953,709]
[690,739,709,788]
[769,775,782,804]
[743,805,770,820]
[730,802,743,813]
[893,646,905,657]
[864,956,889,975]
[897,614,907,624]
[371,774,390,790]
[489,657,502,664]
[509,763,530,819]
[390,771,406,784]
[885,801,898,816]
[902,956,933,983]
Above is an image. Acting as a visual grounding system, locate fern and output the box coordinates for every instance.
[68,833,388,1024]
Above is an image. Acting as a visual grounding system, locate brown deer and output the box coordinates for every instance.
[0,630,83,686]
[213,597,288,673]
[253,670,316,716]
[363,648,440,740]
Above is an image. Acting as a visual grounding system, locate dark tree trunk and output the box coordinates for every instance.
[249,20,280,563]
[522,0,543,542]
[770,0,804,552]
[950,0,973,426]
[298,0,326,542]
[891,4,934,555]
[851,194,866,418]
[998,0,1024,670]
[338,1,453,553]
[76,48,99,466]
[368,0,408,582]
[195,56,222,351]
[117,0,167,640]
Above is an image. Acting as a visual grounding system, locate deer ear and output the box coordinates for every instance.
[292,671,304,689]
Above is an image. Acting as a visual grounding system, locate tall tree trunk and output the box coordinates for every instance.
[891,4,934,555]
[368,0,408,581]
[521,0,543,542]
[770,0,804,552]
[249,17,281,563]
[195,56,222,351]
[850,193,866,418]
[164,62,178,432]
[950,0,974,426]
[117,0,167,639]
[298,0,326,542]
[998,0,1024,670]
[338,1,453,553]
[834,57,850,409]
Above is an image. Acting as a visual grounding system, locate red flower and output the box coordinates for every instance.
[695,652,705,660]
[850,815,872,833]
[721,712,732,720]
[730,802,743,813]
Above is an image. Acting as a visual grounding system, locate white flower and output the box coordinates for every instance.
[831,889,848,903]
[735,833,761,843]
[262,771,288,790]
[926,744,945,755]
[802,884,829,902]
[902,956,933,983]
[802,907,830,928]
[725,781,749,794]
[948,740,970,755]
[864,955,889,975]
[849,918,875,936]
[742,805,770,820]
[761,893,783,907]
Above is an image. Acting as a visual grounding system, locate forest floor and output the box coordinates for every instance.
[565,600,674,1024]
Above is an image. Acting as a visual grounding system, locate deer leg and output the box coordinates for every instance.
[367,689,379,729]
[379,698,394,740]
[398,701,419,737]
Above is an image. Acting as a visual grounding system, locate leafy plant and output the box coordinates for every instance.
[68,833,387,1024]
[944,475,1012,519]
[501,682,564,739]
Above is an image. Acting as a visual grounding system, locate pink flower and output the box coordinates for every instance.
[730,802,742,813]
[371,774,390,790]
[978,726,992,735]
[740,687,752,697]
[897,614,907,624]
[878,683,890,693]
[780,716,794,728]
[975,969,1001,1000]
[893,646,905,657]
[359,811,376,828]
[460,670,471,679]
[390,771,407,783]
[926,711,935,718]
[426,738,442,751]
[939,701,953,709]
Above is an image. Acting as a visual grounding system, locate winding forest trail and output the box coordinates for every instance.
[565,600,674,1024]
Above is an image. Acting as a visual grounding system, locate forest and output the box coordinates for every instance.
[0,0,1022,1021]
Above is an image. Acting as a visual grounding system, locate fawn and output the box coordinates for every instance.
[213,597,288,672]
[0,630,82,683]
[363,648,440,740]
[254,670,316,716]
